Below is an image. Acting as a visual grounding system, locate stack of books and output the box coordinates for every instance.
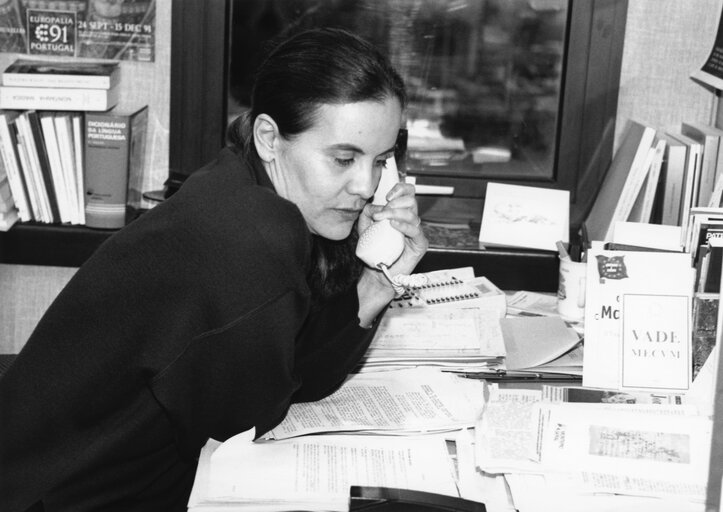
[0,59,149,230]
[0,109,86,226]
[583,118,723,248]
[0,59,120,112]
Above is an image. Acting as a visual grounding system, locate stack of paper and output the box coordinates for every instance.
[188,429,460,512]
[361,306,505,372]
[262,368,487,440]
[474,386,711,512]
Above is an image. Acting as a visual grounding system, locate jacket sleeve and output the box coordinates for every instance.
[291,288,381,403]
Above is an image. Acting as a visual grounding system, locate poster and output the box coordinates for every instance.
[0,0,155,61]
[691,5,723,90]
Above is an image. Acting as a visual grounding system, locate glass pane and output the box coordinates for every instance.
[228,0,568,182]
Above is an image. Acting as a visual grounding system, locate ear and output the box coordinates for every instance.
[253,114,280,163]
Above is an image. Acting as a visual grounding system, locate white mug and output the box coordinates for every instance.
[557,257,587,321]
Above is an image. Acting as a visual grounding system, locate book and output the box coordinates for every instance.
[702,236,723,293]
[0,208,18,231]
[681,121,723,208]
[15,112,55,223]
[0,85,119,111]
[627,138,665,223]
[0,111,31,222]
[2,59,120,89]
[658,132,689,225]
[53,113,82,224]
[84,106,148,229]
[582,248,695,392]
[24,111,62,223]
[10,116,43,222]
[669,131,704,243]
[0,176,14,211]
[611,221,683,252]
[71,113,85,225]
[583,119,657,243]
[38,112,73,224]
[478,182,569,251]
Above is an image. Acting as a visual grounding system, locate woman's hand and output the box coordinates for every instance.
[356,182,428,326]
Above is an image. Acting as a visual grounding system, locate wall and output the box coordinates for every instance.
[615,0,722,146]
[0,2,172,209]
[0,263,76,353]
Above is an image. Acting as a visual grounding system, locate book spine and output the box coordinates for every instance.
[16,114,54,222]
[2,73,113,89]
[71,114,85,224]
[660,145,685,226]
[125,107,148,211]
[54,114,81,225]
[25,111,61,223]
[0,86,118,111]
[84,112,133,229]
[606,128,657,239]
[39,113,72,224]
[0,112,32,221]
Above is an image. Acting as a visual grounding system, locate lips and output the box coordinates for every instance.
[335,208,363,221]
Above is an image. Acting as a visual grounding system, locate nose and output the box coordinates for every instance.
[348,163,378,200]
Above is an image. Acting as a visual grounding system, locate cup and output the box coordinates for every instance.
[557,257,587,321]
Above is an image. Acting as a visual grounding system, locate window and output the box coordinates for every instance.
[171,0,627,233]
[229,0,566,184]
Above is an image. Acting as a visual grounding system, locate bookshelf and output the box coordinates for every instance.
[0,2,224,268]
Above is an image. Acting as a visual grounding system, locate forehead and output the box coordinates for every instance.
[302,99,402,152]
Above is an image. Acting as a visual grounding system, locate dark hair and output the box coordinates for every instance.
[228,27,406,155]
[228,28,407,303]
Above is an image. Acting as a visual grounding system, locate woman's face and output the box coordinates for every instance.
[270,97,403,240]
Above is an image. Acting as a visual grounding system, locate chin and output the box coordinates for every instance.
[311,222,354,241]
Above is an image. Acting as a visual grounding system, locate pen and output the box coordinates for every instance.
[556,240,571,261]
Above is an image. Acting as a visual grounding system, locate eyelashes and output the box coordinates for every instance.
[333,157,388,168]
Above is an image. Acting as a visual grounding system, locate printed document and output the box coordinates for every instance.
[263,368,486,439]
[188,431,459,512]
[363,306,505,372]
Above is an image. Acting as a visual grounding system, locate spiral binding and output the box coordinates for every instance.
[377,265,481,306]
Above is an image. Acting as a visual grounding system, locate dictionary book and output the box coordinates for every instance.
[84,106,148,229]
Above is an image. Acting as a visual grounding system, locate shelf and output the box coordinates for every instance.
[0,222,114,267]
[0,222,559,292]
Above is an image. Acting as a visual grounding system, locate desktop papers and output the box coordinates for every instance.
[188,430,459,512]
[362,306,505,372]
[263,368,486,440]
[499,316,580,373]
[474,387,710,511]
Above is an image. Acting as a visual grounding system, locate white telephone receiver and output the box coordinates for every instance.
[355,156,405,269]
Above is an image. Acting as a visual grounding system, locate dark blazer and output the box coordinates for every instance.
[0,148,377,512]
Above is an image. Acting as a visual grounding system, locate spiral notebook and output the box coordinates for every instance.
[389,267,507,317]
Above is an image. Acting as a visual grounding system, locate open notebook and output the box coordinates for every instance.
[389,267,506,317]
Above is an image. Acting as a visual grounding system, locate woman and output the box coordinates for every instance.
[0,28,427,511]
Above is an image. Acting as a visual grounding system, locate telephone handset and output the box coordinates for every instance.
[355,156,405,269]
